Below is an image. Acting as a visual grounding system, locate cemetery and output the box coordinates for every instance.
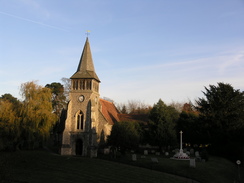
[98,146,239,183]
[0,148,240,183]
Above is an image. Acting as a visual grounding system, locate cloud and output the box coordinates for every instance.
[218,53,244,74]
[0,11,67,31]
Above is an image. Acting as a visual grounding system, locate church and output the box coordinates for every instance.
[60,37,120,157]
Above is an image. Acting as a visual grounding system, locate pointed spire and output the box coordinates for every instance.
[70,37,100,82]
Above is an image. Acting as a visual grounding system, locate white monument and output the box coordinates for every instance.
[172,131,190,160]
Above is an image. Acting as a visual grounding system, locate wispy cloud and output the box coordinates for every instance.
[0,11,67,31]
[218,53,244,74]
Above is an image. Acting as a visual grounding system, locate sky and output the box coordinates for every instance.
[0,0,244,106]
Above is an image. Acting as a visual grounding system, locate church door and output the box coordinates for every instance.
[76,139,83,156]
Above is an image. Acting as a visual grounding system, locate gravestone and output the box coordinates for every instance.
[195,151,200,157]
[144,150,148,155]
[156,152,160,156]
[132,154,137,161]
[190,158,196,168]
[151,157,159,163]
[165,152,169,156]
[195,151,201,161]
[103,148,110,155]
[190,148,194,155]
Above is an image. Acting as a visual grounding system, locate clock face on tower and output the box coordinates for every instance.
[78,95,85,102]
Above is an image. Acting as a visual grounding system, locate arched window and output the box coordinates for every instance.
[77,111,84,130]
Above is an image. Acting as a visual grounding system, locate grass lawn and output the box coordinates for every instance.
[0,150,242,183]
[0,150,189,183]
[101,153,243,183]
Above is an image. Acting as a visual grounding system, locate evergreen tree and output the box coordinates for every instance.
[107,121,141,154]
[147,99,179,149]
[195,82,244,160]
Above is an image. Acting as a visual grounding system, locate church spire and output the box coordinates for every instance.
[70,37,100,82]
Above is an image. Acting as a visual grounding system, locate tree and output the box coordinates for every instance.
[0,99,20,150]
[195,82,244,160]
[20,81,57,149]
[0,93,19,105]
[107,121,141,154]
[61,77,71,102]
[196,83,244,142]
[147,99,179,149]
[45,82,66,116]
[116,100,151,114]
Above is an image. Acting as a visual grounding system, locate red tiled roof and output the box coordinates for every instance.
[99,99,120,125]
[99,99,149,125]
[118,114,149,124]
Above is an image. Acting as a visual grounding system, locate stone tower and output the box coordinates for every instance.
[61,37,101,157]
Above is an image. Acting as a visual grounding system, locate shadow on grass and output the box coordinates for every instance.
[98,152,242,183]
[0,150,193,183]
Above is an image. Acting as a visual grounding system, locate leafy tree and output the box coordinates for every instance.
[195,82,244,160]
[0,93,19,105]
[20,81,57,149]
[147,99,179,149]
[0,99,20,150]
[107,121,141,154]
[45,82,66,116]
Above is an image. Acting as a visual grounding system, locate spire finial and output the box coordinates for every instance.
[85,30,91,37]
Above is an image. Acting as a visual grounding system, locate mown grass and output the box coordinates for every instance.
[0,150,242,183]
[0,150,188,183]
[101,153,243,183]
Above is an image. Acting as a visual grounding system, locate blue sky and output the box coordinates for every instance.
[0,0,244,106]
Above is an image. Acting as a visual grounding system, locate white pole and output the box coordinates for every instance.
[180,131,183,150]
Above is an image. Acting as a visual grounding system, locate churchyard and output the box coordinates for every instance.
[100,148,243,183]
[1,149,242,183]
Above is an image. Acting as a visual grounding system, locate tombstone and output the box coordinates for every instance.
[190,148,194,155]
[141,155,146,159]
[151,150,155,154]
[190,158,196,168]
[132,154,137,161]
[103,148,110,155]
[144,150,148,155]
[186,151,190,156]
[195,151,201,161]
[151,157,159,163]
[156,152,160,156]
[165,152,169,156]
[183,148,187,153]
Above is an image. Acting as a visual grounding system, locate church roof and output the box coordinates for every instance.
[99,99,120,125]
[118,113,149,124]
[70,37,100,82]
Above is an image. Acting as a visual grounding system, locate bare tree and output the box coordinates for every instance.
[61,77,71,102]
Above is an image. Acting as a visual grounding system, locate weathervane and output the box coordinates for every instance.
[85,30,91,37]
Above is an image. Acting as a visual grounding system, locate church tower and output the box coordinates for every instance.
[61,37,101,157]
